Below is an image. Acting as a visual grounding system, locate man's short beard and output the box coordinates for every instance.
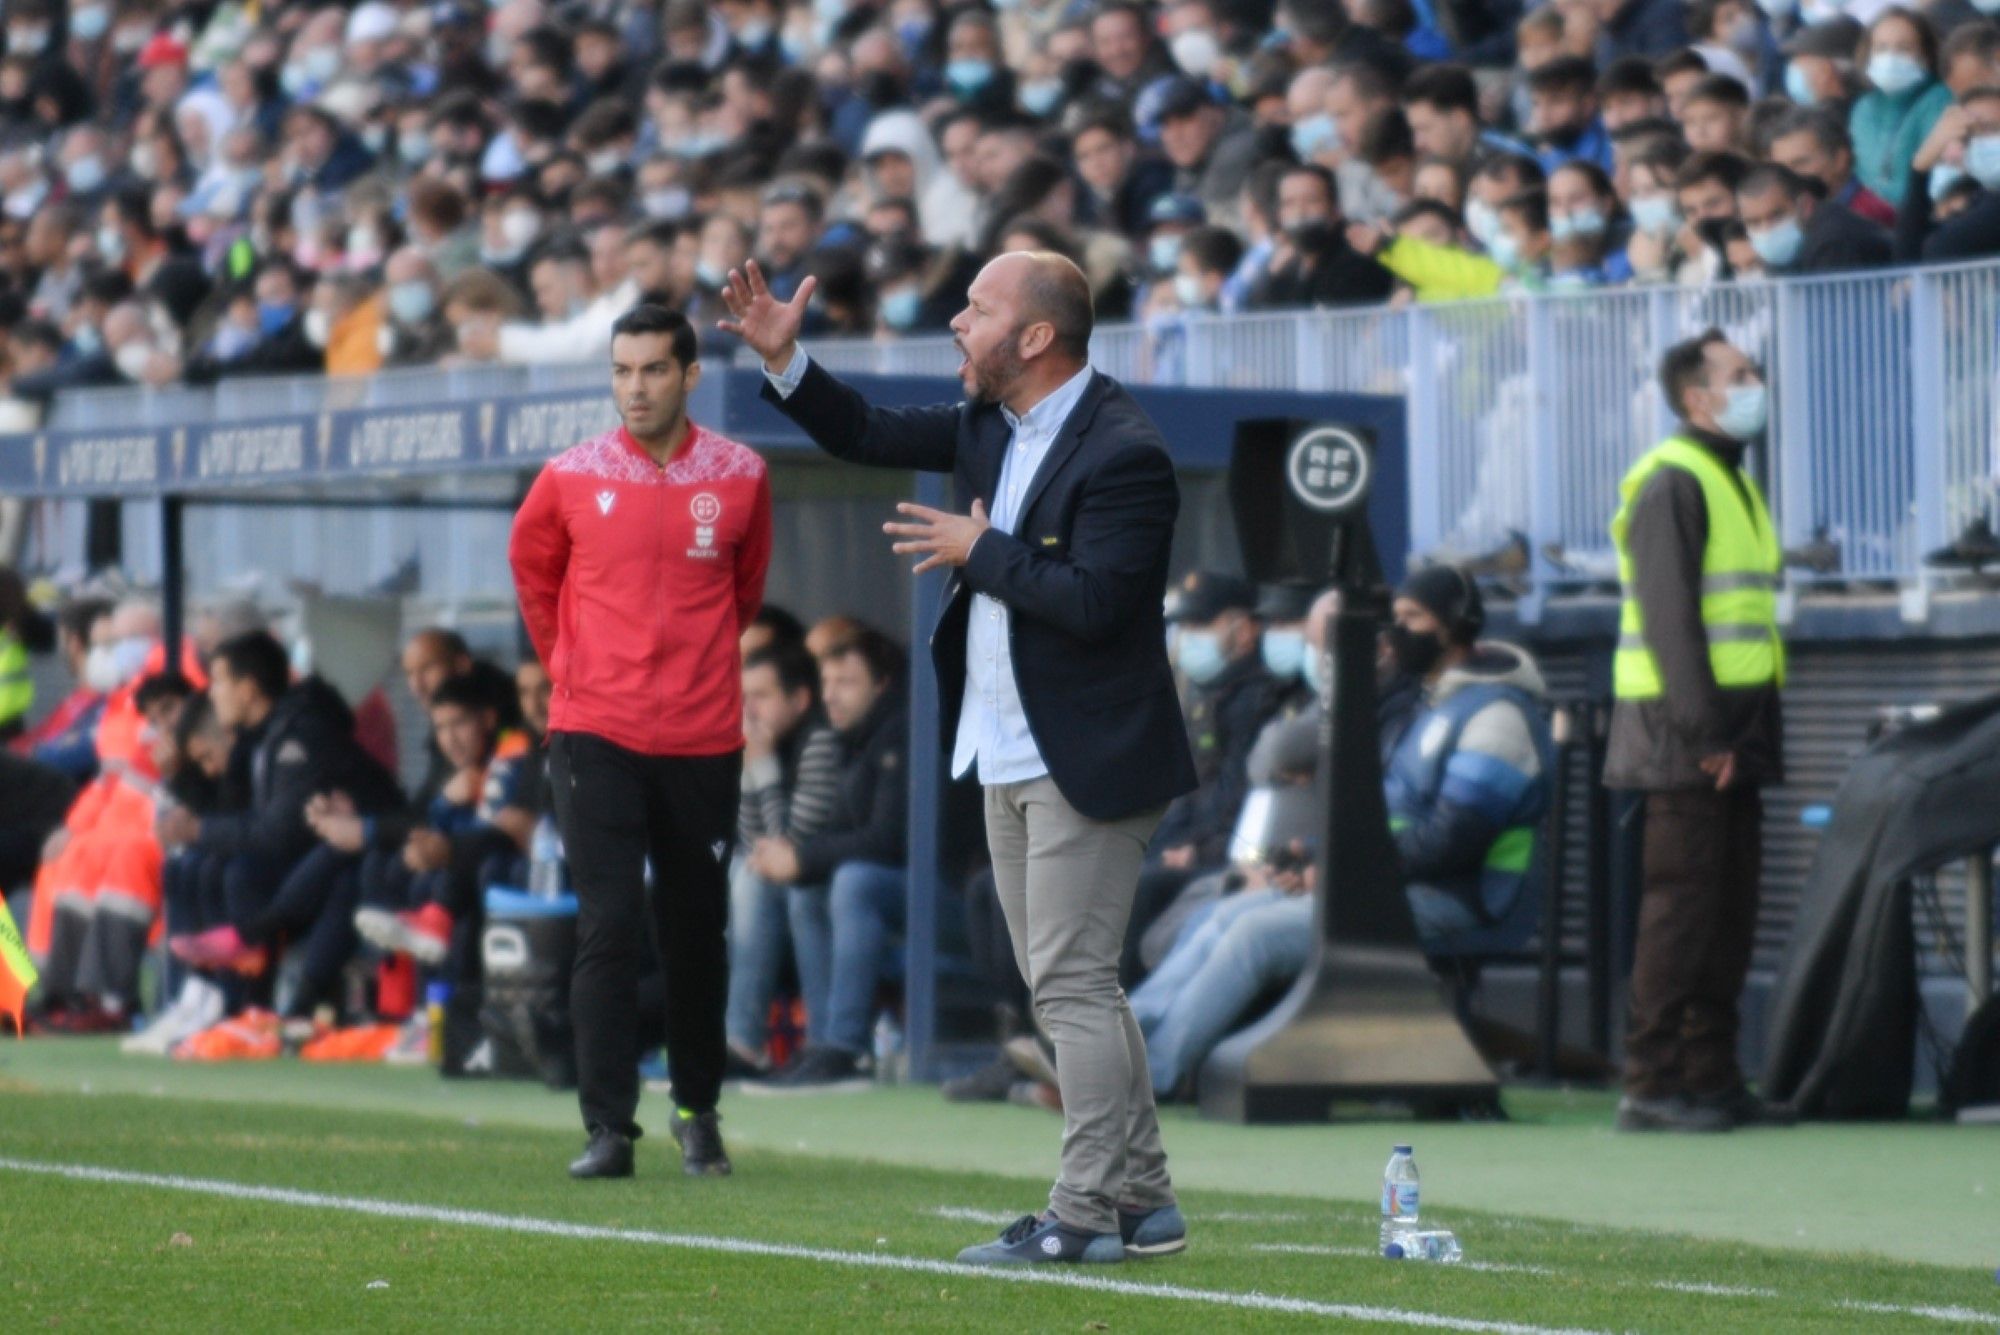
[966,329,1026,405]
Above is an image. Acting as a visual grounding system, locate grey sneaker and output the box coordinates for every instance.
[1615,1094,1733,1133]
[1118,1202,1187,1257]
[955,1212,1123,1266]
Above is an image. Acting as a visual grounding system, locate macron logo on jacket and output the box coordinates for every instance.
[595,490,616,516]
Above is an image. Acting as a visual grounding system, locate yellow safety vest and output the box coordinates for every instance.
[1610,436,1785,700]
[0,630,30,727]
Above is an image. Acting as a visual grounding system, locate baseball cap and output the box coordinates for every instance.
[1165,571,1259,624]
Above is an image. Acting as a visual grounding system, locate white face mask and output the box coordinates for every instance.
[114,341,153,381]
[500,209,541,250]
[303,308,332,349]
[1170,28,1221,78]
[110,635,152,685]
[83,644,122,691]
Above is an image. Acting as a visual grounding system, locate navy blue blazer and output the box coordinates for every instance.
[761,359,1198,822]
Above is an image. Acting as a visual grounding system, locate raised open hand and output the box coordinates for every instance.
[716,260,818,372]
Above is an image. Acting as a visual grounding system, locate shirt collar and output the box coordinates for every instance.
[616,420,701,469]
[1000,363,1094,437]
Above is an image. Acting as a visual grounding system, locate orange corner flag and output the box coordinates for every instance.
[0,895,38,1037]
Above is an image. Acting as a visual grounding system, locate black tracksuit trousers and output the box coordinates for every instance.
[550,731,739,1138]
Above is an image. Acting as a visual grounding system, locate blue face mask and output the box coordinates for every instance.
[1968,135,2000,190]
[880,287,922,330]
[388,282,435,326]
[71,4,110,40]
[1550,207,1606,241]
[1464,198,1500,247]
[1867,51,1926,97]
[1020,80,1064,117]
[1176,629,1228,685]
[1783,62,1818,107]
[946,58,994,97]
[1261,628,1306,680]
[1630,195,1679,234]
[257,301,295,337]
[1716,382,1769,440]
[67,155,106,195]
[71,325,102,356]
[1749,215,1804,268]
[1488,230,1523,271]
[1149,234,1183,273]
[1289,112,1337,161]
[1931,162,1968,200]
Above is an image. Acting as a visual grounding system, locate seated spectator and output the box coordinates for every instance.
[1247,164,1395,311]
[182,262,321,384]
[164,632,395,978]
[1673,150,1753,281]
[379,247,451,366]
[11,597,112,782]
[1849,7,1953,208]
[351,672,523,971]
[1463,152,1546,254]
[755,180,826,306]
[740,603,807,660]
[1171,225,1245,314]
[1352,201,1505,304]
[1899,83,2000,261]
[1737,163,1892,273]
[1766,106,1897,226]
[1679,74,1753,153]
[1625,143,1696,282]
[1071,106,1174,240]
[757,629,909,1089]
[1132,570,1554,1098]
[1548,161,1633,285]
[725,640,841,1073]
[1598,56,1670,130]
[1527,56,1616,175]
[1491,188,1557,290]
[1124,573,1277,980]
[1943,20,2000,98]
[1157,76,1260,223]
[1402,64,1532,171]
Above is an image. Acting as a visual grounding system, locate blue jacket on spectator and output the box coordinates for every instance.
[1383,643,1554,926]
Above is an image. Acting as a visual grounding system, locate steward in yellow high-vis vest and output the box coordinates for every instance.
[1605,329,1788,1136]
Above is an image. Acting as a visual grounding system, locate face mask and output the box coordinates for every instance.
[399,133,433,166]
[1465,198,1500,247]
[348,226,382,260]
[257,301,295,337]
[737,20,773,46]
[880,286,922,329]
[643,187,690,218]
[1749,215,1803,268]
[130,143,159,181]
[67,154,106,194]
[96,223,124,262]
[303,308,331,348]
[111,635,152,684]
[1551,207,1606,240]
[1170,28,1220,77]
[1931,162,1967,200]
[72,4,110,40]
[1716,381,1769,439]
[500,209,541,249]
[1290,112,1337,161]
[1386,623,1446,679]
[945,58,994,97]
[114,341,153,379]
[1968,135,2000,190]
[1783,62,1817,107]
[1261,628,1306,680]
[1630,194,1678,233]
[1867,52,1926,97]
[1172,272,1207,309]
[780,31,810,63]
[72,325,101,356]
[307,46,343,82]
[83,644,121,691]
[1020,80,1063,116]
[1757,0,1796,13]
[696,258,727,289]
[388,281,434,325]
[9,26,48,53]
[1176,629,1228,685]
[1488,230,1523,271]
[588,149,626,176]
[1149,234,1182,273]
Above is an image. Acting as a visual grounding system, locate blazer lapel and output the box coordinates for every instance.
[1014,372,1111,526]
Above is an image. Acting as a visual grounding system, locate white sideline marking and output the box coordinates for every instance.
[1253,1242,1556,1276]
[1652,1282,1780,1299]
[1840,1301,2000,1326]
[0,1157,1604,1335]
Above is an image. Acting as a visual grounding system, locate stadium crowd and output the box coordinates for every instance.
[0,0,1992,418]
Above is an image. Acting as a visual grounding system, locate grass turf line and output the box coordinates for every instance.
[2,1088,1994,1332]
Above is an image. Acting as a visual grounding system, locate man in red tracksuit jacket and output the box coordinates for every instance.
[508,305,772,1181]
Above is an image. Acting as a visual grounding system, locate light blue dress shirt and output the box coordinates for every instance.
[766,349,1095,785]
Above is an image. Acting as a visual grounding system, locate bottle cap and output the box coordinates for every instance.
[1393,1144,1412,1154]
[1383,1243,1405,1260]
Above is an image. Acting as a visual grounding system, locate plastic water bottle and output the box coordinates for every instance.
[872,1011,904,1084]
[528,816,565,898]
[1384,1230,1462,1263]
[1380,1145,1420,1250]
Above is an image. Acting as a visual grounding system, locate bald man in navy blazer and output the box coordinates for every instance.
[723,251,1198,1265]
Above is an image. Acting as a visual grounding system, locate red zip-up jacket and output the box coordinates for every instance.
[508,422,772,757]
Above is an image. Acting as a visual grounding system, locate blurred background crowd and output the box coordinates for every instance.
[0,0,1991,419]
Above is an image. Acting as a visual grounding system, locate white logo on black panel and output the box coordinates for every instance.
[1285,427,1371,514]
